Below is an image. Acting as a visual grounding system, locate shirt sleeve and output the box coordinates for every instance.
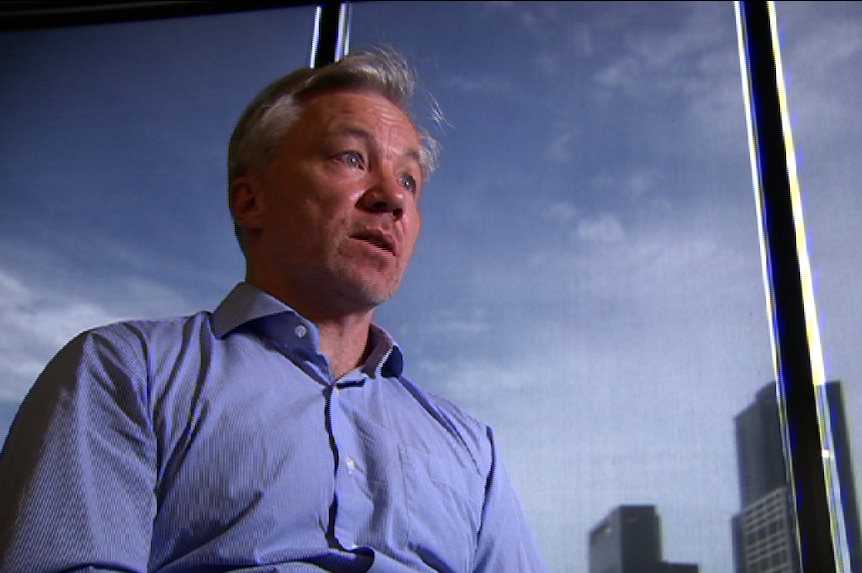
[0,327,157,573]
[472,426,550,573]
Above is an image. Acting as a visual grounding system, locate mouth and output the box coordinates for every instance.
[350,229,398,256]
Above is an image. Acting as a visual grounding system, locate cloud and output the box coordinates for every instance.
[546,130,573,164]
[603,166,661,200]
[475,0,515,13]
[594,54,642,93]
[591,3,731,95]
[772,8,862,474]
[0,256,196,403]
[575,212,625,243]
[442,74,515,96]
[398,205,772,571]
[580,2,746,160]
[778,3,862,157]
[532,52,561,77]
[514,3,562,39]
[0,268,116,401]
[544,200,580,223]
[408,307,490,339]
[406,276,760,571]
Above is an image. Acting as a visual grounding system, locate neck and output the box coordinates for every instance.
[317,314,374,379]
[246,275,375,379]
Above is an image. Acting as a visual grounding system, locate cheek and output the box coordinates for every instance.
[412,210,422,240]
[404,213,422,257]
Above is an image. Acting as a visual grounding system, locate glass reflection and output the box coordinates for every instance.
[352,2,779,571]
[0,8,315,436]
[776,2,862,571]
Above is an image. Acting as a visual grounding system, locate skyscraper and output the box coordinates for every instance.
[732,382,801,573]
[735,384,788,507]
[731,380,860,573]
[824,381,861,573]
[588,505,699,573]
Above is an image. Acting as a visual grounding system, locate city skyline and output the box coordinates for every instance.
[589,504,700,573]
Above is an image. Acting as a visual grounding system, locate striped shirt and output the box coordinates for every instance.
[0,282,548,572]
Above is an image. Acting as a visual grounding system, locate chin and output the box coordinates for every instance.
[348,275,403,308]
[326,261,406,310]
[356,285,400,308]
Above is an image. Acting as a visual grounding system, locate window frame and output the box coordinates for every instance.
[737,2,845,570]
[0,1,845,570]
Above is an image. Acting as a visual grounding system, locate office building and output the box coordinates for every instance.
[824,381,861,573]
[731,380,860,573]
[588,504,700,573]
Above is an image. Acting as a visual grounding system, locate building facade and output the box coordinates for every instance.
[731,380,860,573]
[588,505,699,573]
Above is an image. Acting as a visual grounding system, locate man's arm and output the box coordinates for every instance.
[472,426,550,573]
[0,328,157,573]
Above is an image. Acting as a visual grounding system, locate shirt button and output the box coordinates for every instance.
[346,457,356,474]
[294,324,307,338]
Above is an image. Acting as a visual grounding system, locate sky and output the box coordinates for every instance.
[1,2,860,572]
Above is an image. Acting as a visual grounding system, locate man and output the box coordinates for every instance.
[0,47,549,572]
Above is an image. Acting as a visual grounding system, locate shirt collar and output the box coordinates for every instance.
[212,282,404,378]
[365,324,404,379]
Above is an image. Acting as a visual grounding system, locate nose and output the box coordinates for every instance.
[359,171,407,220]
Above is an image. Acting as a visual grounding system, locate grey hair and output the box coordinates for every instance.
[227,46,443,254]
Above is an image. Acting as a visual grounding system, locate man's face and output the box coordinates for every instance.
[241,90,424,316]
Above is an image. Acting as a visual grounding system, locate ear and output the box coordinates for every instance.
[231,174,265,232]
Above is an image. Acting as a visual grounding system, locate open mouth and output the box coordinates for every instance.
[350,230,397,256]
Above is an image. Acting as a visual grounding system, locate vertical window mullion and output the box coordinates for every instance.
[310,1,351,67]
[736,1,841,571]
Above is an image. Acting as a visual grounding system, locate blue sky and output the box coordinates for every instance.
[1,2,860,572]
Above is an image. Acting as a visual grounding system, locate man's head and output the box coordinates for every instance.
[228,48,439,318]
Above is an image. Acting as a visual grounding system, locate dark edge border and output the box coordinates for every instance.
[0,1,313,31]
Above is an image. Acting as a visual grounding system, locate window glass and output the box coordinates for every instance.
[3,2,850,571]
[0,6,316,433]
[775,1,862,567]
[352,2,780,571]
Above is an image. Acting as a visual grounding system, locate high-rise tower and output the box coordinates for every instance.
[824,381,861,573]
[588,505,699,573]
[731,380,860,573]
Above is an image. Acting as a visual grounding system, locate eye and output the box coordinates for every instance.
[399,173,418,194]
[339,151,364,169]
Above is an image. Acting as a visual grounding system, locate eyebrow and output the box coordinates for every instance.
[327,124,424,172]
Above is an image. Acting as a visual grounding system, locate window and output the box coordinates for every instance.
[1,2,854,571]
[352,2,781,571]
[775,2,862,570]
[0,5,316,433]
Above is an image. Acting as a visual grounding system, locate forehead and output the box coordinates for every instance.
[293,90,421,145]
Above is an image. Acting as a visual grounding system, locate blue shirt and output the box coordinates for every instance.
[0,282,548,573]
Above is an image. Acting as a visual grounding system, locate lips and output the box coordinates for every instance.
[350,229,398,256]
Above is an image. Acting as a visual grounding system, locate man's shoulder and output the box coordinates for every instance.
[396,375,494,471]
[85,310,212,339]
[67,310,215,359]
[421,386,486,433]
[397,375,483,425]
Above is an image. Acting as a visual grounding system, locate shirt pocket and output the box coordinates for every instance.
[398,444,483,572]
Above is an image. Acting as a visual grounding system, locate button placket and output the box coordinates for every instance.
[328,379,372,548]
